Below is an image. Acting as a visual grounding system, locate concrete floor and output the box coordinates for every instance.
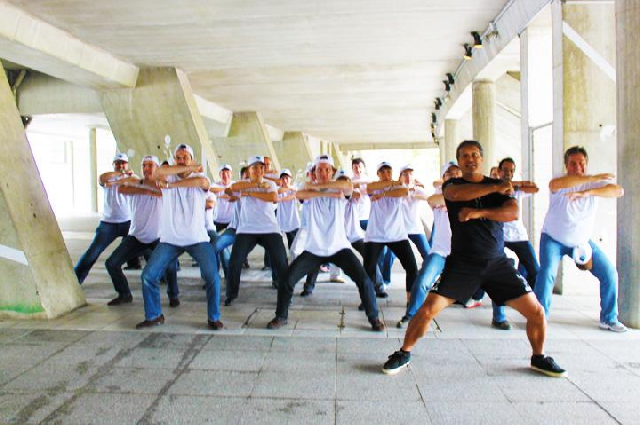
[1,219,639,424]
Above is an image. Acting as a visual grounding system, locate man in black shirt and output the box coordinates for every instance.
[382,140,567,378]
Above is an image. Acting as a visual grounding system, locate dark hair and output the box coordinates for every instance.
[239,166,248,177]
[564,146,588,165]
[456,140,483,159]
[351,157,366,167]
[498,157,515,170]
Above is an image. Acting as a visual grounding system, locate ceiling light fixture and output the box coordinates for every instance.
[463,44,473,60]
[471,31,483,49]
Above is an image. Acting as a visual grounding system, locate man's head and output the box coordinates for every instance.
[455,140,483,176]
[351,157,366,176]
[314,155,336,183]
[280,169,292,186]
[376,161,393,182]
[564,146,588,176]
[174,144,194,166]
[264,156,272,171]
[113,152,129,172]
[399,165,414,185]
[498,157,516,181]
[141,155,160,179]
[219,164,232,183]
[443,164,462,181]
[489,166,500,179]
[335,169,351,182]
[247,155,266,180]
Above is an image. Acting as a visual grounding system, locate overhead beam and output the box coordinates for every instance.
[339,142,437,151]
[0,0,138,89]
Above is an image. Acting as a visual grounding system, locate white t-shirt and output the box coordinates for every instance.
[213,180,235,224]
[236,180,280,234]
[429,188,451,257]
[159,173,210,246]
[102,175,131,223]
[351,178,371,221]
[541,180,605,246]
[402,186,427,235]
[364,187,408,243]
[344,194,365,243]
[304,193,352,256]
[277,188,301,232]
[228,200,241,230]
[504,190,531,242]
[205,191,216,231]
[127,191,162,244]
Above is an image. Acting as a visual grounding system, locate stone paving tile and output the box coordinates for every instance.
[0,391,75,424]
[599,402,639,425]
[138,332,208,349]
[270,336,336,353]
[568,367,640,402]
[415,376,508,403]
[114,347,188,369]
[240,398,335,425]
[513,401,620,425]
[410,356,487,380]
[88,367,177,394]
[252,369,335,400]
[492,376,591,402]
[0,328,32,344]
[149,394,246,424]
[189,350,267,372]
[336,337,402,354]
[2,363,96,393]
[168,370,258,397]
[200,335,273,352]
[42,344,122,367]
[336,400,430,424]
[12,329,90,345]
[45,392,156,424]
[261,350,336,372]
[74,329,147,349]
[424,401,531,425]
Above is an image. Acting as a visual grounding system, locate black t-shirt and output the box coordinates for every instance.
[443,176,512,260]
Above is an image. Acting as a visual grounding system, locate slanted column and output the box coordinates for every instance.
[273,131,313,173]
[444,118,459,164]
[472,79,496,172]
[215,112,281,170]
[101,68,217,170]
[0,64,86,319]
[616,0,640,328]
[88,127,98,212]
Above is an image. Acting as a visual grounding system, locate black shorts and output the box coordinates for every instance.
[432,255,531,306]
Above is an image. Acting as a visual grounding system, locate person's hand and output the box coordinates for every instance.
[193,164,203,173]
[495,181,513,196]
[592,173,614,182]
[458,207,480,222]
[566,190,588,201]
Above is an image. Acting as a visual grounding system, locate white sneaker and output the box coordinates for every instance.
[464,299,482,309]
[599,321,627,333]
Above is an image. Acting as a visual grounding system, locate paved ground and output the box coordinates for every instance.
[1,219,639,424]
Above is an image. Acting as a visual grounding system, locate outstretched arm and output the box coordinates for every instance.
[445,180,512,202]
[458,198,518,223]
[549,173,614,192]
[566,183,624,201]
[370,187,409,201]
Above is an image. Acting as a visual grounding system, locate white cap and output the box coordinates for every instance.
[314,155,334,167]
[219,163,233,172]
[174,143,195,159]
[280,168,292,177]
[399,164,414,174]
[377,161,392,171]
[305,162,314,173]
[141,155,160,166]
[572,243,593,265]
[247,155,265,167]
[335,169,350,180]
[113,152,129,163]
[441,161,457,176]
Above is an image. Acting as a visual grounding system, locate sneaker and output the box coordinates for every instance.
[319,265,330,273]
[300,290,312,297]
[169,298,180,308]
[135,314,165,329]
[530,355,568,378]
[208,320,224,330]
[107,295,133,306]
[599,321,627,332]
[464,299,482,309]
[396,315,410,329]
[261,266,271,271]
[330,277,345,283]
[271,281,278,289]
[242,261,250,269]
[357,303,365,311]
[491,320,512,331]
[370,319,386,332]
[223,298,235,306]
[266,317,288,329]
[376,291,389,299]
[382,350,411,375]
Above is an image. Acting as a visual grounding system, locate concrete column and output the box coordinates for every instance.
[444,119,459,164]
[616,0,640,328]
[101,68,217,171]
[214,112,280,170]
[88,127,98,212]
[330,142,347,171]
[472,79,497,172]
[272,131,313,173]
[0,64,86,319]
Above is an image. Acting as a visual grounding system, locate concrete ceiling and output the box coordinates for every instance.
[4,0,511,144]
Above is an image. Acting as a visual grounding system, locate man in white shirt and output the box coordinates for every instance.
[267,155,385,331]
[135,144,223,330]
[75,153,133,283]
[534,146,626,332]
[277,168,301,248]
[105,155,179,307]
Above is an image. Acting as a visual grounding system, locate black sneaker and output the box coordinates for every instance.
[491,320,512,330]
[376,291,389,299]
[300,290,312,297]
[382,350,411,375]
[396,315,410,329]
[530,355,568,378]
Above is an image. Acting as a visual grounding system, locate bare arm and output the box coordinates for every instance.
[231,181,270,191]
[163,176,210,190]
[278,193,297,202]
[445,181,512,202]
[297,189,345,201]
[155,164,203,177]
[367,180,401,191]
[305,180,353,196]
[240,190,278,203]
[566,183,624,201]
[370,187,409,201]
[511,180,539,194]
[549,173,614,192]
[458,198,518,223]
[427,193,445,209]
[409,188,429,201]
[118,183,162,197]
[99,171,135,186]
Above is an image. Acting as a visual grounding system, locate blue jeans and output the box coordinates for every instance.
[75,220,130,283]
[383,233,431,281]
[534,232,619,323]
[406,253,446,318]
[141,242,220,321]
[505,240,539,290]
[105,236,178,298]
[215,228,236,280]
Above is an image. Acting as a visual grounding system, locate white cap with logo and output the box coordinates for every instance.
[399,164,414,174]
[141,155,160,166]
[376,161,392,172]
[314,155,334,167]
[113,152,129,163]
[174,144,195,159]
[247,155,266,167]
[219,163,233,172]
[280,168,292,177]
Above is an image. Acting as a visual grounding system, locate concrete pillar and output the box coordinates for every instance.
[472,79,497,172]
[214,112,280,170]
[444,119,459,164]
[88,127,98,212]
[0,64,86,319]
[616,0,640,328]
[101,68,217,171]
[330,142,347,171]
[272,131,313,173]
